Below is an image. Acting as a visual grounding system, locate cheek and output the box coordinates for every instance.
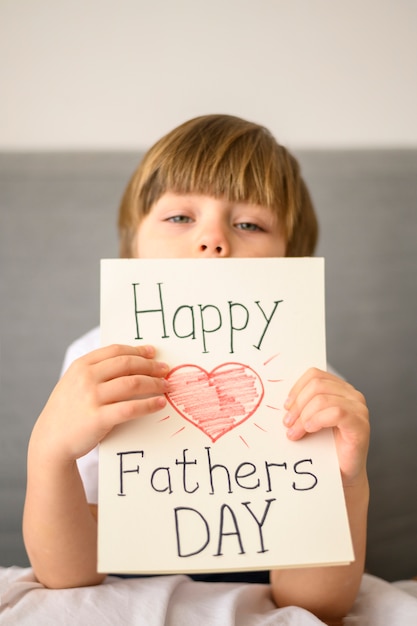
[134,220,154,258]
[276,232,287,257]
[135,230,181,259]
[132,230,143,258]
[277,240,287,257]
[263,237,286,258]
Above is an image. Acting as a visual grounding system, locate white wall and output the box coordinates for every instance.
[1,0,416,150]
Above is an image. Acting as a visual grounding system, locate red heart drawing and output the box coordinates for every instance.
[165,363,264,442]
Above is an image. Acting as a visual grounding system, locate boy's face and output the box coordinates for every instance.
[135,193,286,259]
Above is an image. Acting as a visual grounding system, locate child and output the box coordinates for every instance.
[23,114,370,623]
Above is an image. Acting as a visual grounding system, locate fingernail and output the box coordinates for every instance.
[286,427,295,439]
[283,412,293,426]
[284,397,292,410]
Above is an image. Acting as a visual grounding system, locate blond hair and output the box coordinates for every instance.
[118,114,318,257]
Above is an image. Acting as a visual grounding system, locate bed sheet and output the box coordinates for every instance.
[1,567,417,625]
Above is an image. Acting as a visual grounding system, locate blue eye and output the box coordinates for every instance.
[167,215,192,223]
[237,222,262,232]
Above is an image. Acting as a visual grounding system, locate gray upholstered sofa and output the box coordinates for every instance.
[1,149,416,581]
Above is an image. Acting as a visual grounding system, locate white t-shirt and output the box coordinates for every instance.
[62,327,339,505]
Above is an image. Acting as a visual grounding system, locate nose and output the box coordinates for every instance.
[199,243,225,255]
[197,228,230,257]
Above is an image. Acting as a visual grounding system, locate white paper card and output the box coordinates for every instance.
[98,257,353,574]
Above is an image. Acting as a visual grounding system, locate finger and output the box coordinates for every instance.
[283,369,362,427]
[286,395,365,440]
[284,367,327,403]
[83,343,157,366]
[99,394,168,431]
[284,367,350,406]
[94,353,170,383]
[98,373,170,405]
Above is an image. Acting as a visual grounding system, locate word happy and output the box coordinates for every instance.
[132,282,283,353]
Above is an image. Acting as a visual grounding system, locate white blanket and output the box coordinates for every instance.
[1,567,417,625]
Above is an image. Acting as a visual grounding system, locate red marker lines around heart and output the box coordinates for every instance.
[165,363,264,442]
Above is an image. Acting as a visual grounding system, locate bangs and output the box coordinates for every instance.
[159,138,278,207]
[140,116,285,214]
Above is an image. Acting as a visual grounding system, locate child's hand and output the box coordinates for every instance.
[30,344,170,463]
[283,368,370,486]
